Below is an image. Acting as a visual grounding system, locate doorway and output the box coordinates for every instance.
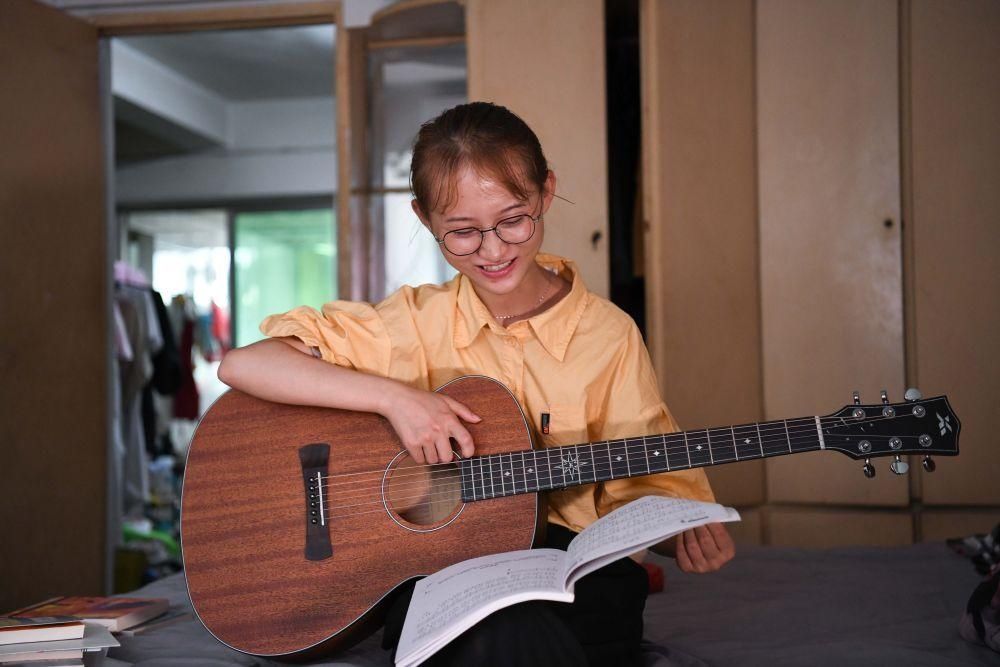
[109,21,337,590]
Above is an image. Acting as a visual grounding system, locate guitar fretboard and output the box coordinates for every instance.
[458,416,824,502]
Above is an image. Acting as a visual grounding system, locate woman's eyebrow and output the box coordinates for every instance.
[444,202,527,223]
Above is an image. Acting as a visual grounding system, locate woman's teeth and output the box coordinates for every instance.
[482,260,513,273]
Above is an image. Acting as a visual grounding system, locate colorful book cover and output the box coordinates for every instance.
[7,597,169,632]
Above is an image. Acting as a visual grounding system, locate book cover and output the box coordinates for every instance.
[0,617,84,646]
[7,597,169,632]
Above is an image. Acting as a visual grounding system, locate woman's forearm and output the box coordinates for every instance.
[217,337,400,416]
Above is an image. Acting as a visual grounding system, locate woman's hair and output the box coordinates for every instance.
[410,102,549,215]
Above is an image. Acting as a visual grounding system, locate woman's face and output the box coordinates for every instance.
[414,167,556,304]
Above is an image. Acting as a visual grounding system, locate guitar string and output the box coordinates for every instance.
[315,417,932,494]
[194,417,929,521]
[314,410,931,488]
[321,450,924,514]
[314,417,828,485]
[319,433,934,520]
[319,432,914,500]
[316,431,934,511]
[309,408,937,487]
[316,430,935,501]
[317,439,861,521]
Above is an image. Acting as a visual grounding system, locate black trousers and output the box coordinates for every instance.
[382,524,650,666]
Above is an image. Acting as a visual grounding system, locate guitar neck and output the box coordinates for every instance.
[458,416,824,502]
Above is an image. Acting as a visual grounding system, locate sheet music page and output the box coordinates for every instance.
[396,549,574,667]
[562,496,740,587]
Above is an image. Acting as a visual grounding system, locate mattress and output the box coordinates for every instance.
[107,542,996,666]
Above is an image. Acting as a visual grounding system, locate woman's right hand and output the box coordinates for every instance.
[378,383,481,464]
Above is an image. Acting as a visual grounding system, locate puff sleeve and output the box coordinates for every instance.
[259,300,393,378]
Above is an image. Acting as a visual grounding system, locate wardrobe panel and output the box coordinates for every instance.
[920,510,999,543]
[767,507,913,548]
[908,0,1000,506]
[639,0,764,506]
[466,0,609,296]
[758,0,906,505]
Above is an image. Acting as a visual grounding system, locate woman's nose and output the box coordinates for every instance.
[478,228,505,260]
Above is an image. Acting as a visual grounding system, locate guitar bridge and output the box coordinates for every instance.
[299,443,333,561]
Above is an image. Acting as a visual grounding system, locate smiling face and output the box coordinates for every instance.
[413,167,556,314]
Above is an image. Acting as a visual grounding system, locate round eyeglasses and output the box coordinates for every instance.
[434,213,540,256]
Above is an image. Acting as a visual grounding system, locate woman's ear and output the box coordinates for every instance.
[541,170,557,214]
[411,199,432,231]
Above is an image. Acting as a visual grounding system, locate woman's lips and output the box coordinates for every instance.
[477,257,516,279]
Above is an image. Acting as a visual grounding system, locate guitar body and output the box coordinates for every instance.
[181,375,541,660]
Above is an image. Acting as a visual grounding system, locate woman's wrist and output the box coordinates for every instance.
[371,375,407,417]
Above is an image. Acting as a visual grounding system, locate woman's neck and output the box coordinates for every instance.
[476,264,570,327]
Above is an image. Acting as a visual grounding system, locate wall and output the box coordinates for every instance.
[115,96,337,205]
[112,38,337,206]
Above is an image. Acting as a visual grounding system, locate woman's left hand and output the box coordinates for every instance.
[674,523,735,573]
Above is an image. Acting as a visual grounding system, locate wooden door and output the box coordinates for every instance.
[639,0,765,525]
[907,0,1000,514]
[0,0,108,609]
[757,0,909,510]
[466,0,610,297]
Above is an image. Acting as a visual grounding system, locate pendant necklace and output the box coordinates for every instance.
[492,275,554,321]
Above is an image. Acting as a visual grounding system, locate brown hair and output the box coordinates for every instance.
[410,102,549,215]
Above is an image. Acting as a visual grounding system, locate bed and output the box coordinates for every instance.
[106,541,995,666]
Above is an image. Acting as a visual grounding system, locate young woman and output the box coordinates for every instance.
[218,102,733,666]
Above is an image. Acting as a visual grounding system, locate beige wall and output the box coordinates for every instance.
[466,0,609,297]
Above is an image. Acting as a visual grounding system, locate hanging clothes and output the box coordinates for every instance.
[142,290,182,457]
[171,295,201,421]
[116,283,164,516]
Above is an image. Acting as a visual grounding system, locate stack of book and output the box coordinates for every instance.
[0,596,169,666]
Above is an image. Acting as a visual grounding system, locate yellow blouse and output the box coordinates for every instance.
[260,253,714,532]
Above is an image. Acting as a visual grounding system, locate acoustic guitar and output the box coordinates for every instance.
[180,375,960,660]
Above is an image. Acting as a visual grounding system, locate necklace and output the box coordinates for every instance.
[491,275,554,321]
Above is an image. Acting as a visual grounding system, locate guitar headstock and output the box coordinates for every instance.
[820,389,959,477]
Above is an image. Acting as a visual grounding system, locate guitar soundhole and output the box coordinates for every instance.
[384,453,463,527]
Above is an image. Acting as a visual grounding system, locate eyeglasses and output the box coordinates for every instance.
[434,213,540,256]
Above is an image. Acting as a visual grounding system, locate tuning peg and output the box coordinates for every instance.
[890,455,909,476]
[905,388,922,402]
[922,455,936,473]
[863,458,876,479]
[880,390,889,404]
[853,391,861,405]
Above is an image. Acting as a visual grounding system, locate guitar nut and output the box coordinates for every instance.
[858,440,872,453]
